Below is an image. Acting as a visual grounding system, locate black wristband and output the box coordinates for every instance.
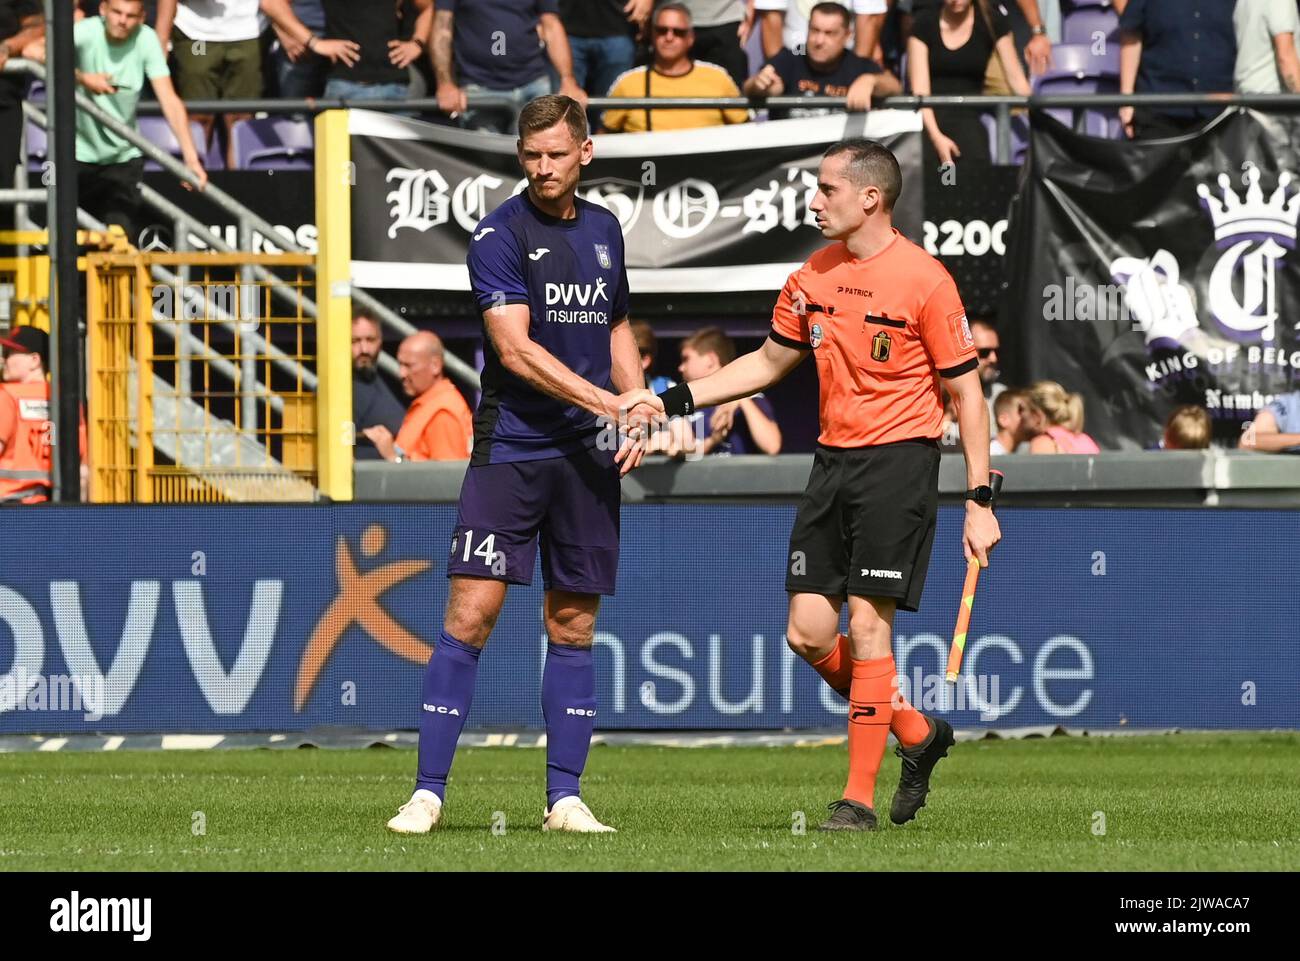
[658,382,695,418]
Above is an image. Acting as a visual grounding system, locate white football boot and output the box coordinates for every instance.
[542,796,617,833]
[386,790,443,834]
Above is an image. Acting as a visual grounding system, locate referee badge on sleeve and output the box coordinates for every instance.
[949,309,974,351]
[871,330,891,362]
[810,323,824,348]
[594,244,612,269]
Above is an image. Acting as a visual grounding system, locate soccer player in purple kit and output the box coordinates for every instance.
[386,95,660,835]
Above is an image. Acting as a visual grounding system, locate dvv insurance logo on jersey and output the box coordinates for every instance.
[544,279,610,325]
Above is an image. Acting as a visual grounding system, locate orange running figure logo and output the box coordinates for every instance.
[294,523,433,711]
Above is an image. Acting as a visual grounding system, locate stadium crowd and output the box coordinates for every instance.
[7,1,1294,166]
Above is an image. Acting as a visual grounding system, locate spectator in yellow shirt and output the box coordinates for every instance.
[600,2,750,133]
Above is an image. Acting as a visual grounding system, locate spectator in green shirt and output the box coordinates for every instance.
[70,0,207,241]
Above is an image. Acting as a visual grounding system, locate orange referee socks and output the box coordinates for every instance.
[817,634,930,749]
[844,656,895,808]
[890,681,931,749]
[810,637,852,697]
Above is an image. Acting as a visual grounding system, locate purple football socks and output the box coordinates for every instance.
[415,630,481,801]
[542,642,596,809]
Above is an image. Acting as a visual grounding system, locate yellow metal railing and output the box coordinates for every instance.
[85,250,320,502]
[0,232,50,332]
[0,227,129,331]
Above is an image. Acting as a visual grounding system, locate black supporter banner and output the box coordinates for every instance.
[921,162,1019,320]
[1002,109,1300,450]
[139,172,316,255]
[129,118,1015,329]
[345,110,924,294]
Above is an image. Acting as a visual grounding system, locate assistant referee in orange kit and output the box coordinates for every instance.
[628,139,1002,831]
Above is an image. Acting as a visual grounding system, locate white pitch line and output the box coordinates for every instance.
[160,735,225,751]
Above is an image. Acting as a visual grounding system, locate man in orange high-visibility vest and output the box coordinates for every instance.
[0,326,54,503]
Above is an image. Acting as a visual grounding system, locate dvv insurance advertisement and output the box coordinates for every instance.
[0,505,1296,734]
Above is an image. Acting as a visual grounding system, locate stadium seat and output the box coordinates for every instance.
[1061,8,1120,47]
[204,134,226,172]
[1035,76,1121,138]
[24,121,47,170]
[1043,41,1119,79]
[1032,42,1121,137]
[229,118,314,171]
[137,116,221,171]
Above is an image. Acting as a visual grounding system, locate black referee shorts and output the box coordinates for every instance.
[786,439,941,612]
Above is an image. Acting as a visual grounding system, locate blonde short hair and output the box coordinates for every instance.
[1163,405,1211,450]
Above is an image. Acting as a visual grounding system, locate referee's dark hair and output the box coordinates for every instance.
[518,94,589,145]
[823,139,902,212]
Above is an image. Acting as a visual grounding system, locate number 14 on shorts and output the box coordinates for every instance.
[452,529,507,576]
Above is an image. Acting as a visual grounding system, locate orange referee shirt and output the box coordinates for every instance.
[769,229,978,448]
[395,378,473,461]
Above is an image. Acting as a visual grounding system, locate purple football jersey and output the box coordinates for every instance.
[466,192,630,464]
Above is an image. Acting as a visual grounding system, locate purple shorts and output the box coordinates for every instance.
[446,446,620,595]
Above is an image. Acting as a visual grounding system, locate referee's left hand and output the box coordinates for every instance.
[963,502,1002,568]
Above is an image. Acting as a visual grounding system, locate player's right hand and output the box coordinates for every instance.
[607,388,663,427]
[615,430,648,475]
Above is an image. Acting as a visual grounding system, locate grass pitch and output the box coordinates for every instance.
[1,733,1296,871]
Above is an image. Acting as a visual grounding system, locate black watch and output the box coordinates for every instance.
[965,485,994,506]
